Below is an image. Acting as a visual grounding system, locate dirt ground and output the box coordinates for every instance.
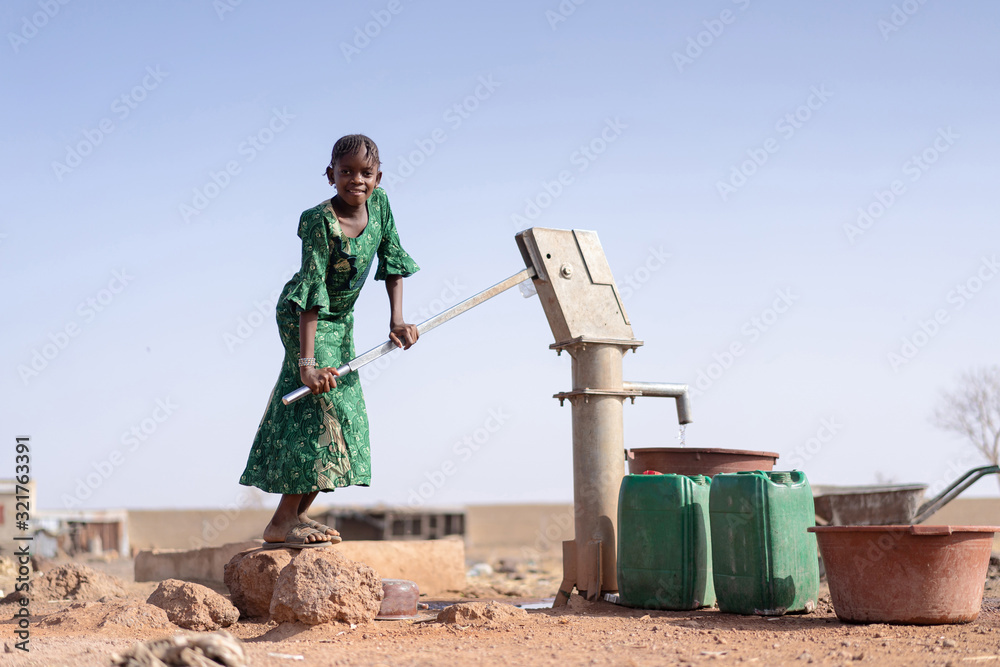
[3,554,1000,666]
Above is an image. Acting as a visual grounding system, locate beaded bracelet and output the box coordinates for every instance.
[298,357,316,368]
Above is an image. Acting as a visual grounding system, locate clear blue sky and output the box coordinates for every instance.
[2,1,999,511]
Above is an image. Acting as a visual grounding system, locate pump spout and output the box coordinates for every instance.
[622,381,693,425]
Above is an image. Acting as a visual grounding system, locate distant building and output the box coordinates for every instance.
[0,479,36,557]
[316,507,466,541]
[34,509,130,557]
[127,506,468,552]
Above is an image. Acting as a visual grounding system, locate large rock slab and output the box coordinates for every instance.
[146,579,239,631]
[135,540,260,584]
[269,548,383,625]
[223,548,293,618]
[138,539,465,594]
[336,539,465,594]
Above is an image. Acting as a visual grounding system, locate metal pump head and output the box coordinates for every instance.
[515,228,635,343]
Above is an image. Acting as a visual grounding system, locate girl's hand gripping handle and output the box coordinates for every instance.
[389,322,419,349]
[283,364,346,405]
[300,365,339,395]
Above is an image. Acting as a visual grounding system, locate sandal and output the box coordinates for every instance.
[261,522,335,549]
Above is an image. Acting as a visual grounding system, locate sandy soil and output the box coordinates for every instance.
[3,555,1000,666]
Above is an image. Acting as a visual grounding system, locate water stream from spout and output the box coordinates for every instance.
[678,423,687,447]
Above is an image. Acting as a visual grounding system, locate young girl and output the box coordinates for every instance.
[240,134,420,547]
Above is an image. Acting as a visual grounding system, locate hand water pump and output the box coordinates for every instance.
[284,227,692,600]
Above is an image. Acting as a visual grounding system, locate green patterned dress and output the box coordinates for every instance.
[239,187,419,495]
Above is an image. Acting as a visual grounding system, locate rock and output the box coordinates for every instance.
[101,602,174,630]
[223,548,293,618]
[224,547,383,625]
[437,600,528,627]
[147,579,240,631]
[39,600,174,632]
[1,563,127,603]
[269,548,382,625]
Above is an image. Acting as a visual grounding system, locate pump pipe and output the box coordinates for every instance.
[621,381,693,425]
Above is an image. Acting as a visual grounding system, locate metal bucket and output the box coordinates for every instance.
[813,465,1000,526]
[812,484,926,526]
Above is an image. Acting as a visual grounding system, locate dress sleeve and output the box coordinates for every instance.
[284,208,332,314]
[374,190,420,281]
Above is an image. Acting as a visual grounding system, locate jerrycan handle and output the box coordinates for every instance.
[766,471,806,486]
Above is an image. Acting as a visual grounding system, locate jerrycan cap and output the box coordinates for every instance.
[689,474,711,486]
[768,471,795,484]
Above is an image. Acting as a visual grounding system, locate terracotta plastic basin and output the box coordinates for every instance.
[625,447,779,477]
[810,525,1000,625]
[376,579,420,620]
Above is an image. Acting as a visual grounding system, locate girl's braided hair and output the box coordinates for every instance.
[327,134,380,171]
